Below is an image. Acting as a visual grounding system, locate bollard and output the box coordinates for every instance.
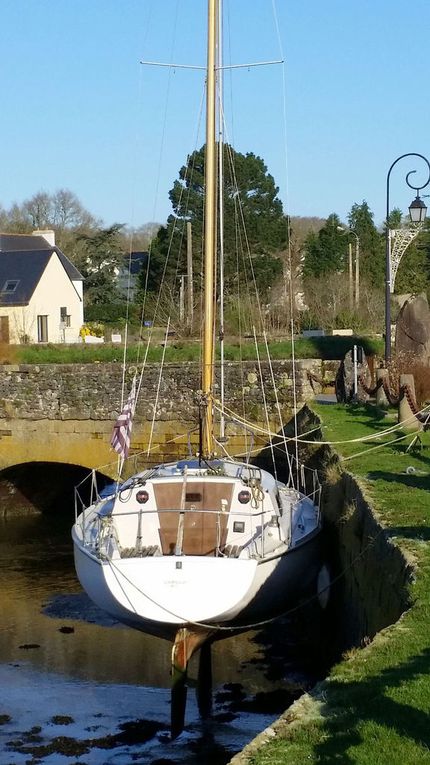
[375,368,389,409]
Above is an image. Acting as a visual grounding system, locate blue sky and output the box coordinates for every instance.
[1,0,430,231]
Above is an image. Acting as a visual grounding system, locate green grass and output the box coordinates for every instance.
[3,335,383,365]
[249,403,430,765]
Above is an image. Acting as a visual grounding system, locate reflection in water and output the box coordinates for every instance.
[0,510,314,764]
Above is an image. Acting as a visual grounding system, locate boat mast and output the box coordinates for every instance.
[218,0,226,441]
[201,0,217,458]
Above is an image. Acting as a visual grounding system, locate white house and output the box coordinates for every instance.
[0,230,84,344]
[116,250,148,300]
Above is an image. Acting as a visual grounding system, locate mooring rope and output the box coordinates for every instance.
[105,516,389,633]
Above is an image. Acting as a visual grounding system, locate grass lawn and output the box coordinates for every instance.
[0,335,383,365]
[247,403,430,765]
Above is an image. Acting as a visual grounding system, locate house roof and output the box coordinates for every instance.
[0,233,83,282]
[0,233,84,307]
[0,250,51,306]
[123,251,148,275]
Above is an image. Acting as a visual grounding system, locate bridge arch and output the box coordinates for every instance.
[0,461,113,516]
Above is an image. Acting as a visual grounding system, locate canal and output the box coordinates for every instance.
[0,481,324,764]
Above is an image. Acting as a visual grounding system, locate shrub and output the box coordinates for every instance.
[79,322,105,339]
[387,351,430,406]
[84,303,138,324]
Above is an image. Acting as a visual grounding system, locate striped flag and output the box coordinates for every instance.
[110,374,137,460]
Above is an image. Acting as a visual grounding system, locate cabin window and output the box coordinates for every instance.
[233,521,245,533]
[2,280,19,293]
[37,315,48,342]
[185,492,202,503]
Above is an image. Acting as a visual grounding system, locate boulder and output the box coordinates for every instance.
[395,295,430,363]
[335,347,372,403]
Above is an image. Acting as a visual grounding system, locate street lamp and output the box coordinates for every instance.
[337,227,360,309]
[408,194,427,223]
[385,153,430,363]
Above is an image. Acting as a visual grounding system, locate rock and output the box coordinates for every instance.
[335,347,372,403]
[395,295,430,363]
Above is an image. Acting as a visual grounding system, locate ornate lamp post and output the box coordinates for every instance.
[385,153,430,363]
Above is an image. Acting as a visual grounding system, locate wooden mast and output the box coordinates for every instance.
[171,4,218,734]
[201,0,217,458]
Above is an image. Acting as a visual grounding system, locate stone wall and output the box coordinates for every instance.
[0,359,338,423]
[322,466,413,650]
[228,420,415,765]
[0,360,338,473]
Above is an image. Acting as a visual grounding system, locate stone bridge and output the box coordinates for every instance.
[0,360,334,479]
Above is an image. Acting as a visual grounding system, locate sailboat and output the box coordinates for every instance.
[72,0,323,735]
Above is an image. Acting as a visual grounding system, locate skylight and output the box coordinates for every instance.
[2,280,19,293]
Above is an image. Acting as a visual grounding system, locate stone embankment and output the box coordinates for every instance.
[0,361,338,472]
[0,360,337,422]
[228,411,414,764]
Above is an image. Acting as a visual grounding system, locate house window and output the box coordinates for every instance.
[2,280,19,293]
[37,315,48,342]
[60,307,71,327]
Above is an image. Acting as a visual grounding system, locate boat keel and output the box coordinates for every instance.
[171,625,214,738]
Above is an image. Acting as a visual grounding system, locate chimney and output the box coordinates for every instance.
[32,229,55,247]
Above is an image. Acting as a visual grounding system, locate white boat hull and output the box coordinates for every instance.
[72,527,321,641]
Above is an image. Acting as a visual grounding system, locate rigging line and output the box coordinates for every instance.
[223,139,267,335]
[222,423,408,470]
[105,513,386,632]
[339,432,410,462]
[121,1,157,372]
[271,0,298,483]
[263,329,294,480]
[214,435,318,471]
[229,403,430,446]
[136,92,174,360]
[150,86,205,325]
[135,0,183,362]
[147,318,171,457]
[214,400,430,445]
[146,426,199,456]
[92,426,200,481]
[218,396,430,442]
[235,198,250,460]
[253,326,278,480]
[218,0,226,440]
[214,401,317,443]
[170,88,206,290]
[213,435,232,459]
[140,61,205,70]
[215,401,315,442]
[136,84,205,377]
[224,0,235,149]
[119,64,148,391]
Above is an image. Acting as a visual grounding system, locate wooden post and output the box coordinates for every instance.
[399,373,420,432]
[348,243,353,311]
[375,368,389,408]
[179,275,185,325]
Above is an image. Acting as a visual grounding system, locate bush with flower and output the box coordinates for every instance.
[79,322,105,340]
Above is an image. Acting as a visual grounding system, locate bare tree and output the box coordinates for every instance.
[52,189,88,228]
[126,222,162,250]
[22,191,53,228]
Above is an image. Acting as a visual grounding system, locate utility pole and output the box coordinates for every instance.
[179,275,186,324]
[354,236,360,309]
[348,243,353,311]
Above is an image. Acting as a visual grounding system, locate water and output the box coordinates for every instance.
[0,510,317,764]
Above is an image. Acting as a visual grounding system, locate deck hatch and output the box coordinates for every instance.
[154,480,234,556]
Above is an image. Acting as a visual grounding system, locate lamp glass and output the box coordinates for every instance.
[409,196,427,223]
